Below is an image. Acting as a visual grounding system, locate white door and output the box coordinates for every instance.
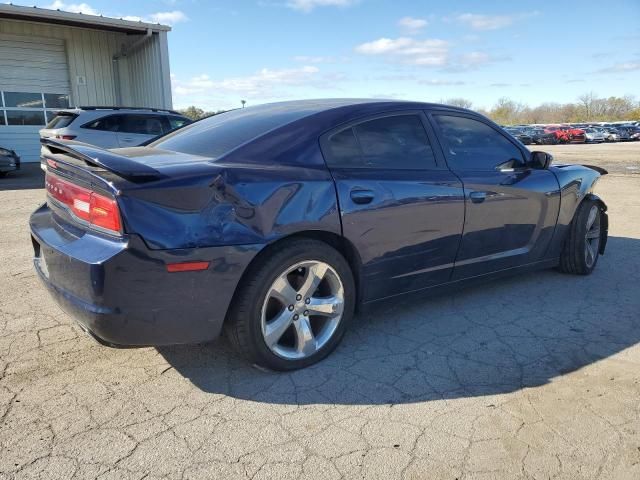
[0,33,71,162]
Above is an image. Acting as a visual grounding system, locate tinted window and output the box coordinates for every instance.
[167,116,189,130]
[6,110,45,126]
[46,113,78,129]
[325,128,361,167]
[120,115,165,135]
[354,115,435,169]
[151,105,319,158]
[83,115,120,132]
[434,115,524,170]
[0,113,5,126]
[4,92,43,108]
[325,115,436,169]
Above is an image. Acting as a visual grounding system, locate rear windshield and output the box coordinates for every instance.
[150,104,318,158]
[46,113,78,129]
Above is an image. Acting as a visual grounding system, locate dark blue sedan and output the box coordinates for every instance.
[30,100,608,370]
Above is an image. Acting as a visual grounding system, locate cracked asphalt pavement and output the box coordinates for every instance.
[1,143,639,479]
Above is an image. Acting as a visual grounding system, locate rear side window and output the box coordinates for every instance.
[324,114,436,169]
[151,106,317,159]
[83,115,121,132]
[433,115,524,170]
[120,115,165,136]
[46,113,78,129]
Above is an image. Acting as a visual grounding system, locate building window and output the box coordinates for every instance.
[1,91,71,126]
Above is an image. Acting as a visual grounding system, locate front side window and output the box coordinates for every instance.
[433,115,524,170]
[325,114,436,169]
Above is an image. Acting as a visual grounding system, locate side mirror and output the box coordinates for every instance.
[529,151,553,169]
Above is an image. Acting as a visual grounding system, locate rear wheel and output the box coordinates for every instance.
[559,200,603,275]
[225,238,355,370]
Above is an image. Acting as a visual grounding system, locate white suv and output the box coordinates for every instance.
[40,107,190,148]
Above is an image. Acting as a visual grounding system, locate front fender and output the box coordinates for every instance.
[547,165,606,258]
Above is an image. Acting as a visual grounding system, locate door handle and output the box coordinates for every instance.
[350,189,374,205]
[469,191,487,203]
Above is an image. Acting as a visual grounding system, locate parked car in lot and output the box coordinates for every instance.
[503,127,533,144]
[583,127,606,143]
[30,100,609,370]
[39,107,191,149]
[564,126,586,143]
[543,126,570,143]
[528,128,558,145]
[602,128,620,142]
[0,146,20,177]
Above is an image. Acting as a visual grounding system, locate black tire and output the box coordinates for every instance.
[225,238,355,371]
[558,199,603,275]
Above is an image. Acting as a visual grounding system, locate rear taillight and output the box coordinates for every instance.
[54,134,77,140]
[45,172,121,234]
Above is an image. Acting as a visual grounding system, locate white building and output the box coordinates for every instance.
[0,4,173,162]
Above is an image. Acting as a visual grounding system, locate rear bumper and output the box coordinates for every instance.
[30,203,261,347]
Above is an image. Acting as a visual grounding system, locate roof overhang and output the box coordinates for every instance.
[0,4,171,34]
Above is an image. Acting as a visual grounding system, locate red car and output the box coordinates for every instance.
[543,126,570,143]
[563,126,586,143]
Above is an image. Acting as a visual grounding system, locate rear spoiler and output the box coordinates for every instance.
[582,164,608,175]
[41,138,164,181]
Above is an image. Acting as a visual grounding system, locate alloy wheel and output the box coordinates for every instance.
[260,260,345,360]
[584,205,601,268]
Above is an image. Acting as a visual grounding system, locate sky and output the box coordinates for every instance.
[15,0,640,111]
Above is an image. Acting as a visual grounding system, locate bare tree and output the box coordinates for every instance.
[442,98,473,109]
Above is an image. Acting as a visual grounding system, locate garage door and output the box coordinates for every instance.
[0,33,71,162]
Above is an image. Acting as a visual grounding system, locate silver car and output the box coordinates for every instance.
[40,107,190,149]
[583,128,606,143]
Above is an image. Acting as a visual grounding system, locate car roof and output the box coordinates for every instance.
[53,107,184,116]
[233,98,473,118]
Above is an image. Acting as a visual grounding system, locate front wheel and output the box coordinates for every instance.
[558,200,604,275]
[225,238,355,370]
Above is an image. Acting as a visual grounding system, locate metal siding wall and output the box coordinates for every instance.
[0,18,173,161]
[0,18,123,161]
[125,33,170,109]
[0,18,123,106]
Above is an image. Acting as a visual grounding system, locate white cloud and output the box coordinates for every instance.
[172,66,323,98]
[595,62,640,73]
[419,79,466,86]
[148,10,188,25]
[45,1,100,16]
[286,0,359,13]
[355,37,449,66]
[122,10,188,25]
[397,16,428,35]
[44,1,188,25]
[454,12,538,31]
[443,51,510,72]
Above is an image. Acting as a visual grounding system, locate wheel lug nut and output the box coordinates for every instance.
[305,298,310,304]
[288,305,294,311]
[304,310,309,316]
[293,314,299,320]
[296,294,302,301]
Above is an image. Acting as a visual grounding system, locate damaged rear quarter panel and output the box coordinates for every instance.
[117,160,342,250]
